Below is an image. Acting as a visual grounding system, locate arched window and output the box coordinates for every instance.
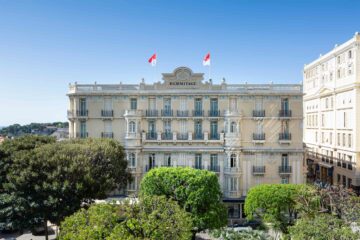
[128,153,136,167]
[230,122,236,133]
[129,121,136,133]
[230,154,236,168]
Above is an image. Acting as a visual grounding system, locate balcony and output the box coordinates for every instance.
[279,166,292,174]
[176,110,189,117]
[209,133,220,140]
[76,132,88,138]
[307,151,355,172]
[279,132,292,144]
[208,110,220,117]
[101,110,113,118]
[252,110,265,118]
[145,110,158,117]
[224,191,241,198]
[161,109,173,117]
[161,132,173,140]
[67,110,75,119]
[279,110,292,118]
[124,109,142,116]
[193,133,204,140]
[208,165,220,172]
[224,167,240,173]
[193,165,204,170]
[177,133,189,140]
[146,132,157,140]
[101,132,114,138]
[252,166,266,175]
[193,110,204,117]
[253,133,265,143]
[76,110,88,117]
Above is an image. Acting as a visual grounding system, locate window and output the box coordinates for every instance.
[230,154,236,168]
[348,134,352,148]
[210,154,218,169]
[195,98,202,112]
[281,154,289,167]
[128,178,136,191]
[337,133,340,146]
[342,176,346,187]
[343,133,346,147]
[321,132,324,143]
[148,153,156,169]
[348,178,352,188]
[321,114,325,127]
[195,154,202,169]
[164,154,171,167]
[325,98,329,108]
[281,177,289,184]
[343,112,347,128]
[130,98,137,110]
[210,121,218,139]
[128,153,136,167]
[315,132,318,142]
[230,121,236,133]
[129,121,136,133]
[337,56,341,64]
[337,174,341,184]
[330,132,332,145]
[210,98,218,112]
[230,177,237,191]
[348,50,352,59]
[281,98,289,111]
[80,121,87,138]
[79,98,87,115]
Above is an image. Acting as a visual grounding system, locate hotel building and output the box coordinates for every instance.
[67,66,304,222]
[304,32,360,193]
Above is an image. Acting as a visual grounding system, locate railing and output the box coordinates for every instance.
[307,151,355,170]
[224,167,240,173]
[193,133,204,140]
[146,132,157,140]
[161,110,173,117]
[253,133,265,140]
[208,165,220,172]
[193,165,204,170]
[101,110,113,117]
[76,110,88,117]
[76,132,88,138]
[176,110,189,117]
[279,133,292,140]
[208,110,220,117]
[193,110,204,117]
[253,166,266,174]
[279,166,292,174]
[67,110,75,118]
[279,110,292,117]
[101,132,114,138]
[161,132,173,140]
[145,110,158,117]
[209,133,220,140]
[177,133,189,140]
[252,110,265,117]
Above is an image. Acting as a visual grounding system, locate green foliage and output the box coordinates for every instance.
[244,184,303,232]
[0,122,68,137]
[59,204,120,240]
[288,214,358,240]
[140,167,227,232]
[211,228,271,240]
[0,137,131,234]
[59,196,192,240]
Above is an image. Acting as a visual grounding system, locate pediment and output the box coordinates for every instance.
[160,67,205,89]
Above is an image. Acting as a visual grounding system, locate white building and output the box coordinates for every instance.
[67,66,304,222]
[304,32,360,193]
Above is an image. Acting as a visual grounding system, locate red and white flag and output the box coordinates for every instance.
[203,52,210,66]
[148,53,157,66]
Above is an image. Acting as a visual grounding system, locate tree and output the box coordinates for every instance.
[0,135,56,231]
[1,138,131,240]
[108,195,192,240]
[288,214,358,240]
[140,167,227,235]
[244,184,302,233]
[59,195,192,240]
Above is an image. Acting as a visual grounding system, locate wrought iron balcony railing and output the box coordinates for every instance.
[193,133,204,140]
[208,165,220,172]
[209,133,220,140]
[279,110,292,117]
[279,166,292,174]
[279,132,292,140]
[177,133,189,140]
[252,110,265,117]
[145,110,158,117]
[193,110,204,117]
[176,110,189,117]
[208,110,220,117]
[253,166,266,174]
[101,110,114,117]
[161,110,173,117]
[76,110,88,117]
[161,132,173,140]
[101,132,114,138]
[253,133,265,140]
[146,132,157,140]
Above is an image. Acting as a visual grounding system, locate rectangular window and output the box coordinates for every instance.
[337,133,340,146]
[195,154,202,169]
[281,98,289,111]
[349,50,352,59]
[315,132,318,142]
[130,98,137,110]
[79,98,87,113]
[342,176,347,187]
[329,132,332,145]
[348,134,352,148]
[344,112,347,128]
[337,174,341,183]
[210,98,218,112]
[281,177,289,184]
[210,121,218,139]
[343,133,346,147]
[164,154,171,167]
[281,154,289,167]
[195,98,202,112]
[321,132,324,143]
[230,178,237,191]
[210,154,218,170]
[321,114,325,127]
[80,121,87,138]
[194,120,202,139]
[104,98,112,110]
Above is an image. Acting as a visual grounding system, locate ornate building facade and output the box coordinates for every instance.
[304,32,360,193]
[67,66,304,222]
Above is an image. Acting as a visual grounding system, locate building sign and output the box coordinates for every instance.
[161,67,204,89]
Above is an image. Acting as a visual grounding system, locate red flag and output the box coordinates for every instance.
[203,53,210,66]
[148,53,157,66]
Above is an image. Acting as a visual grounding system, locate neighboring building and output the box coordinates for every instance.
[50,127,69,141]
[67,66,304,223]
[0,135,5,144]
[303,32,360,193]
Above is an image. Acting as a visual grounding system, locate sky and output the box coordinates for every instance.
[0,0,359,126]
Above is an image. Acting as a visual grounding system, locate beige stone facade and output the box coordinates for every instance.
[67,66,304,221]
[303,32,360,193]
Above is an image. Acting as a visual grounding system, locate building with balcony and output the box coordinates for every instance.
[303,32,360,193]
[67,66,304,223]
